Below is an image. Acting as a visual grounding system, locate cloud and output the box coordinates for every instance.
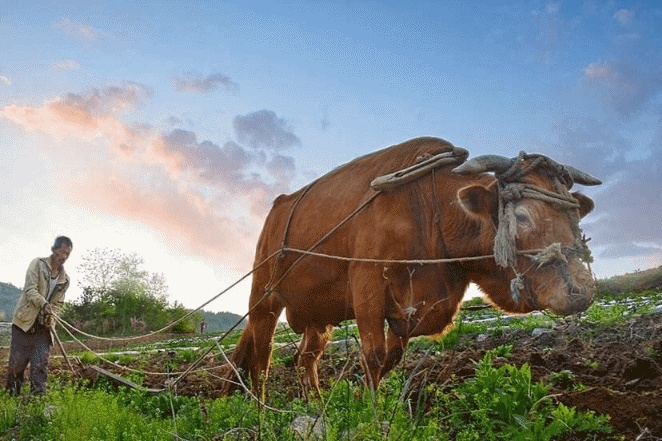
[233,110,301,151]
[583,60,662,117]
[54,17,102,41]
[0,75,10,86]
[43,82,151,124]
[0,84,301,269]
[523,1,565,64]
[166,116,182,126]
[547,116,662,265]
[53,59,80,70]
[600,242,659,259]
[71,169,258,268]
[0,82,152,159]
[173,72,237,94]
[613,9,634,26]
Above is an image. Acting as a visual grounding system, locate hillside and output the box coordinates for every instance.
[597,265,662,296]
[199,309,245,332]
[0,282,21,321]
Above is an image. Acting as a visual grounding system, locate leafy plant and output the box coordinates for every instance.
[433,346,613,440]
[549,370,577,390]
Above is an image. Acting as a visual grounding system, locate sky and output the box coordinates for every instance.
[1,1,661,315]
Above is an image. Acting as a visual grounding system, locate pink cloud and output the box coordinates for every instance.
[70,169,259,269]
[0,84,302,269]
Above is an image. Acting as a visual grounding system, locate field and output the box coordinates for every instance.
[1,289,661,440]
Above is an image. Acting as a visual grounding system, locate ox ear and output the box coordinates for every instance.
[572,192,595,218]
[457,184,497,219]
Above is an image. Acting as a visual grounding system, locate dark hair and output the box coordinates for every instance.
[52,236,73,250]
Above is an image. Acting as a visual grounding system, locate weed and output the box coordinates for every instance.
[549,370,577,390]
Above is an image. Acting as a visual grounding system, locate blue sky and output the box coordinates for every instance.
[1,1,660,314]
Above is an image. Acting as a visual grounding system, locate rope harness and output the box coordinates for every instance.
[491,152,594,306]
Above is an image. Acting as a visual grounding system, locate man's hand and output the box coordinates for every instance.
[42,303,55,328]
[42,302,53,317]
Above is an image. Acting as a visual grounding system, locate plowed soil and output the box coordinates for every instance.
[2,311,660,440]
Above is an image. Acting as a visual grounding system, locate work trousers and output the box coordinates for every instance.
[5,324,52,395]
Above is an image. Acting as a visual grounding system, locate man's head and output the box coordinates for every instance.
[51,236,73,267]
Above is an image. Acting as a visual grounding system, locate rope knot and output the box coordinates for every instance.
[510,273,524,303]
[499,183,527,201]
[532,242,567,267]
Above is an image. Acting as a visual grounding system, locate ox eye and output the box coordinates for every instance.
[516,213,530,225]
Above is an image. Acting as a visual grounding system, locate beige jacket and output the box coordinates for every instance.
[12,257,69,332]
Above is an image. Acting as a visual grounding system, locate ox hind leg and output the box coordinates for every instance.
[294,324,333,399]
[221,294,283,397]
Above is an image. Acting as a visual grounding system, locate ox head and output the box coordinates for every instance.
[453,152,601,316]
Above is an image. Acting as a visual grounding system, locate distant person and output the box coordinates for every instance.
[200,319,207,334]
[5,236,73,396]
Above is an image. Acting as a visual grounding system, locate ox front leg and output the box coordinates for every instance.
[357,327,386,390]
[382,328,409,378]
[351,264,389,390]
[354,312,388,390]
[295,324,333,399]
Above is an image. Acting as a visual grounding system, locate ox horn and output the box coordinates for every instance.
[452,155,514,175]
[564,165,602,186]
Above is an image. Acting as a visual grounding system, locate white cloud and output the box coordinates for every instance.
[613,9,634,26]
[53,59,81,70]
[54,17,102,41]
[546,2,560,15]
[583,61,613,80]
[0,75,11,86]
[582,60,662,117]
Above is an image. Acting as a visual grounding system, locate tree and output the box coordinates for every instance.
[63,248,199,335]
[76,248,168,300]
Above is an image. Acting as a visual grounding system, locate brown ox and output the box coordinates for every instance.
[221,137,600,397]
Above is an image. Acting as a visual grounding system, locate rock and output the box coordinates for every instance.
[290,415,324,440]
[43,405,57,419]
[531,328,553,337]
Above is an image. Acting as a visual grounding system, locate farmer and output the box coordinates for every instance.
[5,236,73,395]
